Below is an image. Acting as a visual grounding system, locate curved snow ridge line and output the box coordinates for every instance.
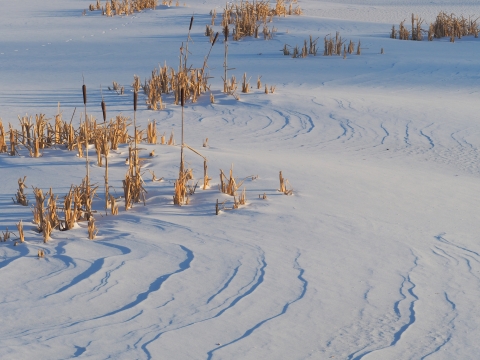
[0,244,30,270]
[88,245,193,321]
[449,126,479,151]
[45,258,105,298]
[348,254,419,360]
[269,108,315,140]
[44,240,132,297]
[206,264,241,304]
[90,260,126,294]
[328,113,354,143]
[404,122,411,147]
[208,256,266,313]
[434,233,480,281]
[432,245,459,266]
[435,233,480,258]
[211,256,267,319]
[389,274,419,346]
[139,253,268,359]
[419,293,457,359]
[380,122,389,145]
[206,254,308,360]
[419,124,435,149]
[23,241,78,286]
[97,241,132,255]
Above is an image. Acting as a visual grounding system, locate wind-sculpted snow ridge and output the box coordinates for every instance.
[206,254,307,360]
[138,247,268,359]
[346,254,419,360]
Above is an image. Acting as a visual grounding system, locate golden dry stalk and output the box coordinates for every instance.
[110,195,119,215]
[63,187,76,231]
[279,171,293,195]
[14,176,28,206]
[0,120,7,153]
[32,187,45,231]
[16,220,24,243]
[241,73,251,93]
[9,124,16,156]
[167,130,175,145]
[147,121,157,144]
[88,216,98,240]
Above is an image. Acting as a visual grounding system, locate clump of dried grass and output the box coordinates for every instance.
[13,176,29,206]
[62,187,77,231]
[323,32,360,56]
[142,62,210,110]
[89,0,158,17]
[241,73,251,93]
[1,228,12,242]
[278,171,293,195]
[123,146,147,210]
[219,0,301,42]
[392,12,479,41]
[88,216,98,240]
[147,120,157,144]
[219,164,253,196]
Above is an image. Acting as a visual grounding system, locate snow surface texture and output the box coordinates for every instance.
[1,0,480,359]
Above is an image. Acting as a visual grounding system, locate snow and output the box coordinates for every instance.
[1,0,480,359]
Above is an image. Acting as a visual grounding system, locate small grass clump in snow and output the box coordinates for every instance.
[285,33,360,59]
[13,176,29,206]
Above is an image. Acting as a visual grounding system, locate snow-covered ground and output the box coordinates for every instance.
[2,0,480,359]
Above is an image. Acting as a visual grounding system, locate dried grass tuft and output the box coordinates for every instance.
[88,216,98,240]
[16,220,24,243]
[13,176,29,206]
[241,73,251,93]
[393,12,478,41]
[89,0,158,16]
[1,227,12,242]
[147,120,157,144]
[278,171,293,195]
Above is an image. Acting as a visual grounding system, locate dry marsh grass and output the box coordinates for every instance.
[279,171,293,195]
[285,33,359,59]
[217,0,302,42]
[392,12,479,41]
[88,0,159,17]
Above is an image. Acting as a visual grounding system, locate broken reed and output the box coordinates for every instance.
[0,120,7,153]
[13,176,29,206]
[279,171,293,195]
[391,12,479,41]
